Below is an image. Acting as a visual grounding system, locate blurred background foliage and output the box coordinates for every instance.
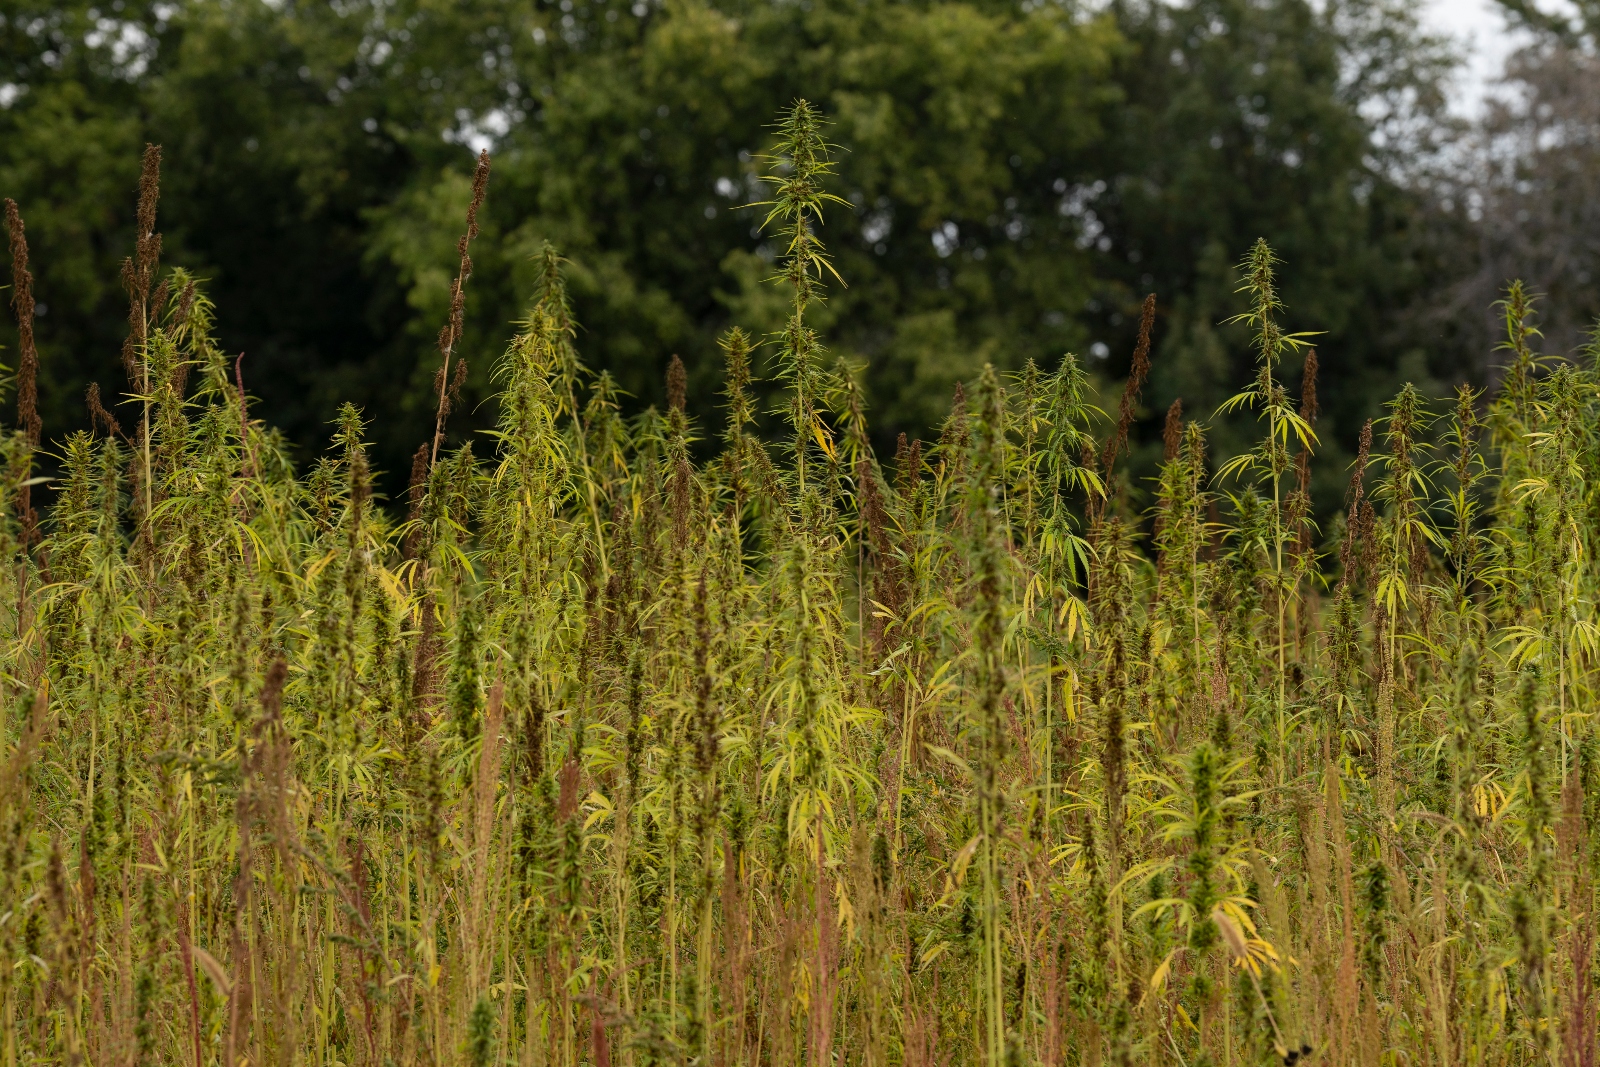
[0,0,1582,505]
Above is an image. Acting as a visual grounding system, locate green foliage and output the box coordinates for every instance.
[3,92,1600,1067]
[0,0,1466,499]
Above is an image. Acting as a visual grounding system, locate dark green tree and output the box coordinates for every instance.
[0,0,1471,501]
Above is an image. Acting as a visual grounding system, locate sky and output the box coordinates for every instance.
[1419,0,1516,113]
[1417,0,1550,114]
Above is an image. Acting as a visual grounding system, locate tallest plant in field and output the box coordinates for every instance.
[1215,239,1319,726]
[759,100,847,503]
[756,100,855,1067]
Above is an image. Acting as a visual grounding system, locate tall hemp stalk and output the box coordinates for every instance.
[0,122,1595,1067]
[1216,239,1318,763]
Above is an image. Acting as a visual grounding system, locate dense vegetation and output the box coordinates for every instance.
[0,0,1463,489]
[3,102,1600,1067]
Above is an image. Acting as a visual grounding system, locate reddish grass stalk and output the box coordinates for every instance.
[431,150,492,466]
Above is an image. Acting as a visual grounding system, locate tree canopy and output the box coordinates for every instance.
[1,0,1472,495]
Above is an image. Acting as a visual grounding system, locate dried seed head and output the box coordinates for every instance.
[671,455,693,547]
[667,353,687,413]
[5,199,40,449]
[465,150,490,240]
[136,144,162,260]
[895,435,922,501]
[259,656,288,720]
[407,442,430,524]
[150,276,170,328]
[445,151,491,354]
[1162,398,1183,461]
[1339,418,1375,578]
[1102,292,1156,472]
[1352,419,1373,492]
[557,756,580,821]
[1357,498,1378,580]
[134,147,162,305]
[175,279,197,328]
[430,151,492,464]
[119,144,163,392]
[1300,349,1319,423]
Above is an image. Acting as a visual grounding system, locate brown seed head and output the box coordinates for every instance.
[430,152,491,465]
[671,455,691,547]
[1300,349,1319,423]
[87,383,123,439]
[1357,498,1378,580]
[465,149,490,240]
[1103,293,1157,472]
[557,757,580,821]
[5,199,40,450]
[121,144,162,389]
[407,442,431,529]
[120,260,139,376]
[1345,419,1373,514]
[892,432,910,490]
[175,280,197,328]
[259,656,288,720]
[667,354,687,413]
[136,144,162,260]
[150,276,170,328]
[1162,398,1183,462]
[1338,420,1374,579]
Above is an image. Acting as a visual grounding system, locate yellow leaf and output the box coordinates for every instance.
[192,946,233,998]
[920,941,951,969]
[1146,948,1179,1001]
[950,835,982,885]
[811,420,836,459]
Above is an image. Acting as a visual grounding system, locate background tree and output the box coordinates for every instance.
[0,0,1474,500]
[1450,3,1600,368]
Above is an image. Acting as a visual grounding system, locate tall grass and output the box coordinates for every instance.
[2,104,1599,1067]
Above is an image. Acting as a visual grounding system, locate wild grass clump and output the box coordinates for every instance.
[2,104,1599,1067]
